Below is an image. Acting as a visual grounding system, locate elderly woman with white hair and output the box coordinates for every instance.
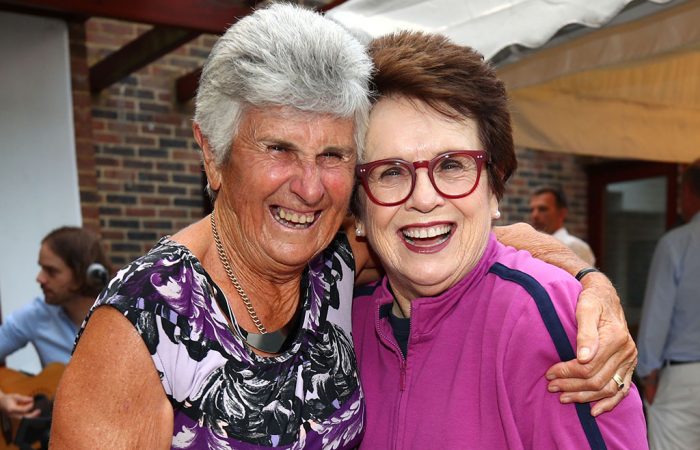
[53,5,372,449]
[50,4,636,449]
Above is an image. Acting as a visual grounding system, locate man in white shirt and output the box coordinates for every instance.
[529,187,596,266]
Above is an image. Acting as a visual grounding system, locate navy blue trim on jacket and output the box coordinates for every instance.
[489,262,607,450]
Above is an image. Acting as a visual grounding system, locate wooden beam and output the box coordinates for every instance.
[174,0,350,103]
[176,68,202,104]
[0,0,251,33]
[90,26,200,94]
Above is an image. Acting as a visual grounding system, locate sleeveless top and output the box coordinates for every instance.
[81,233,364,449]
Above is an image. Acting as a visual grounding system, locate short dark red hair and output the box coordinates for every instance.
[367,31,517,200]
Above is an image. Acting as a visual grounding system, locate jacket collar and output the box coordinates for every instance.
[373,233,499,336]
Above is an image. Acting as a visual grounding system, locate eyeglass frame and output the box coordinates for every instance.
[355,150,491,207]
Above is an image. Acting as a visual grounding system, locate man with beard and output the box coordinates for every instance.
[0,226,109,418]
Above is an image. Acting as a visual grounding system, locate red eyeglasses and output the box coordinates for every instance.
[356,150,490,206]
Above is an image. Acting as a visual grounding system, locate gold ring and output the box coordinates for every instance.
[612,373,625,391]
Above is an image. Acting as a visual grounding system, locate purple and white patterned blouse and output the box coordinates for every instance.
[80,233,364,449]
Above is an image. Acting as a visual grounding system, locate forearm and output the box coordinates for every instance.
[641,369,659,404]
[494,223,589,277]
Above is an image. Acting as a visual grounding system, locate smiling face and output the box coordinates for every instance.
[357,97,498,302]
[205,105,356,275]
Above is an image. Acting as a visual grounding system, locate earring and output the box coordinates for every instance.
[492,210,501,219]
[355,223,365,237]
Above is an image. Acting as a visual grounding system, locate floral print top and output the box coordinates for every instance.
[81,233,364,449]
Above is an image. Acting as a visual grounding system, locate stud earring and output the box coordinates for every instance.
[355,224,365,237]
[492,210,501,220]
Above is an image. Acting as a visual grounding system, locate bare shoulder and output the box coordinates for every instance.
[171,216,212,260]
[50,307,173,449]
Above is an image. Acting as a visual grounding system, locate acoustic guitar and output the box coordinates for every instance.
[0,363,65,450]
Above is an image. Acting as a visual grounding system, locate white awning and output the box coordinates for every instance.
[329,0,699,164]
[328,0,673,60]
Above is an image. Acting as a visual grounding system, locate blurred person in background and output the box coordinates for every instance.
[529,187,596,266]
[637,158,700,449]
[0,226,109,419]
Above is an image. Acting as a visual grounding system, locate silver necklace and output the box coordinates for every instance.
[210,213,300,353]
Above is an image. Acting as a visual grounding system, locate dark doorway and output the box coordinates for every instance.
[587,161,679,334]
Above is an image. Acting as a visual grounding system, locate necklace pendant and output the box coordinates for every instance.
[243,329,290,354]
[239,307,302,354]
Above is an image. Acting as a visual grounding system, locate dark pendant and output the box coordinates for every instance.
[238,308,302,354]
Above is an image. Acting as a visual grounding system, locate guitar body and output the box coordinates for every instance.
[0,363,65,450]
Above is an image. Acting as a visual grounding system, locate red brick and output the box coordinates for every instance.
[102,230,126,241]
[141,196,171,206]
[94,132,121,144]
[161,209,188,218]
[125,208,157,217]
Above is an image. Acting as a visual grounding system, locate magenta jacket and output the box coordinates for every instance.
[352,234,647,449]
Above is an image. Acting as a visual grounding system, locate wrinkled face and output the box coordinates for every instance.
[529,192,564,234]
[36,243,79,305]
[357,97,498,302]
[210,105,356,273]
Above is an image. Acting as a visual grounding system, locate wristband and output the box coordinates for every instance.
[575,267,600,282]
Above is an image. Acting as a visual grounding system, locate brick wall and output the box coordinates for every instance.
[83,19,217,266]
[502,148,592,240]
[72,17,594,268]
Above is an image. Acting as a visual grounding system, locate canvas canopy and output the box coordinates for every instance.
[329,0,700,163]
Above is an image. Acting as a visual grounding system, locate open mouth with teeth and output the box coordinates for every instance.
[272,206,319,229]
[400,223,454,253]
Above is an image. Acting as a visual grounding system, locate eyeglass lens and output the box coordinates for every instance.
[366,153,480,204]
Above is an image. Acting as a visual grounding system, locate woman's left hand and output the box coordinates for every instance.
[544,271,637,416]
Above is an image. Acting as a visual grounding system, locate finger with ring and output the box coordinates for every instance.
[612,373,625,391]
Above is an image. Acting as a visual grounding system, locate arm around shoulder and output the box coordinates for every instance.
[496,224,637,413]
[50,306,173,449]
[494,223,588,276]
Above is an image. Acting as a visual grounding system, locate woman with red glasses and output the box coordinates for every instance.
[351,31,647,449]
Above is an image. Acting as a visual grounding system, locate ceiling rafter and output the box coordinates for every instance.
[0,0,252,33]
[0,0,255,93]
[90,26,201,94]
[0,0,349,98]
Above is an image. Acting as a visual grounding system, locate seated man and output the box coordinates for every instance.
[0,226,110,418]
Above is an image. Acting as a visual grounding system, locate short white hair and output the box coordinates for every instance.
[194,3,373,167]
